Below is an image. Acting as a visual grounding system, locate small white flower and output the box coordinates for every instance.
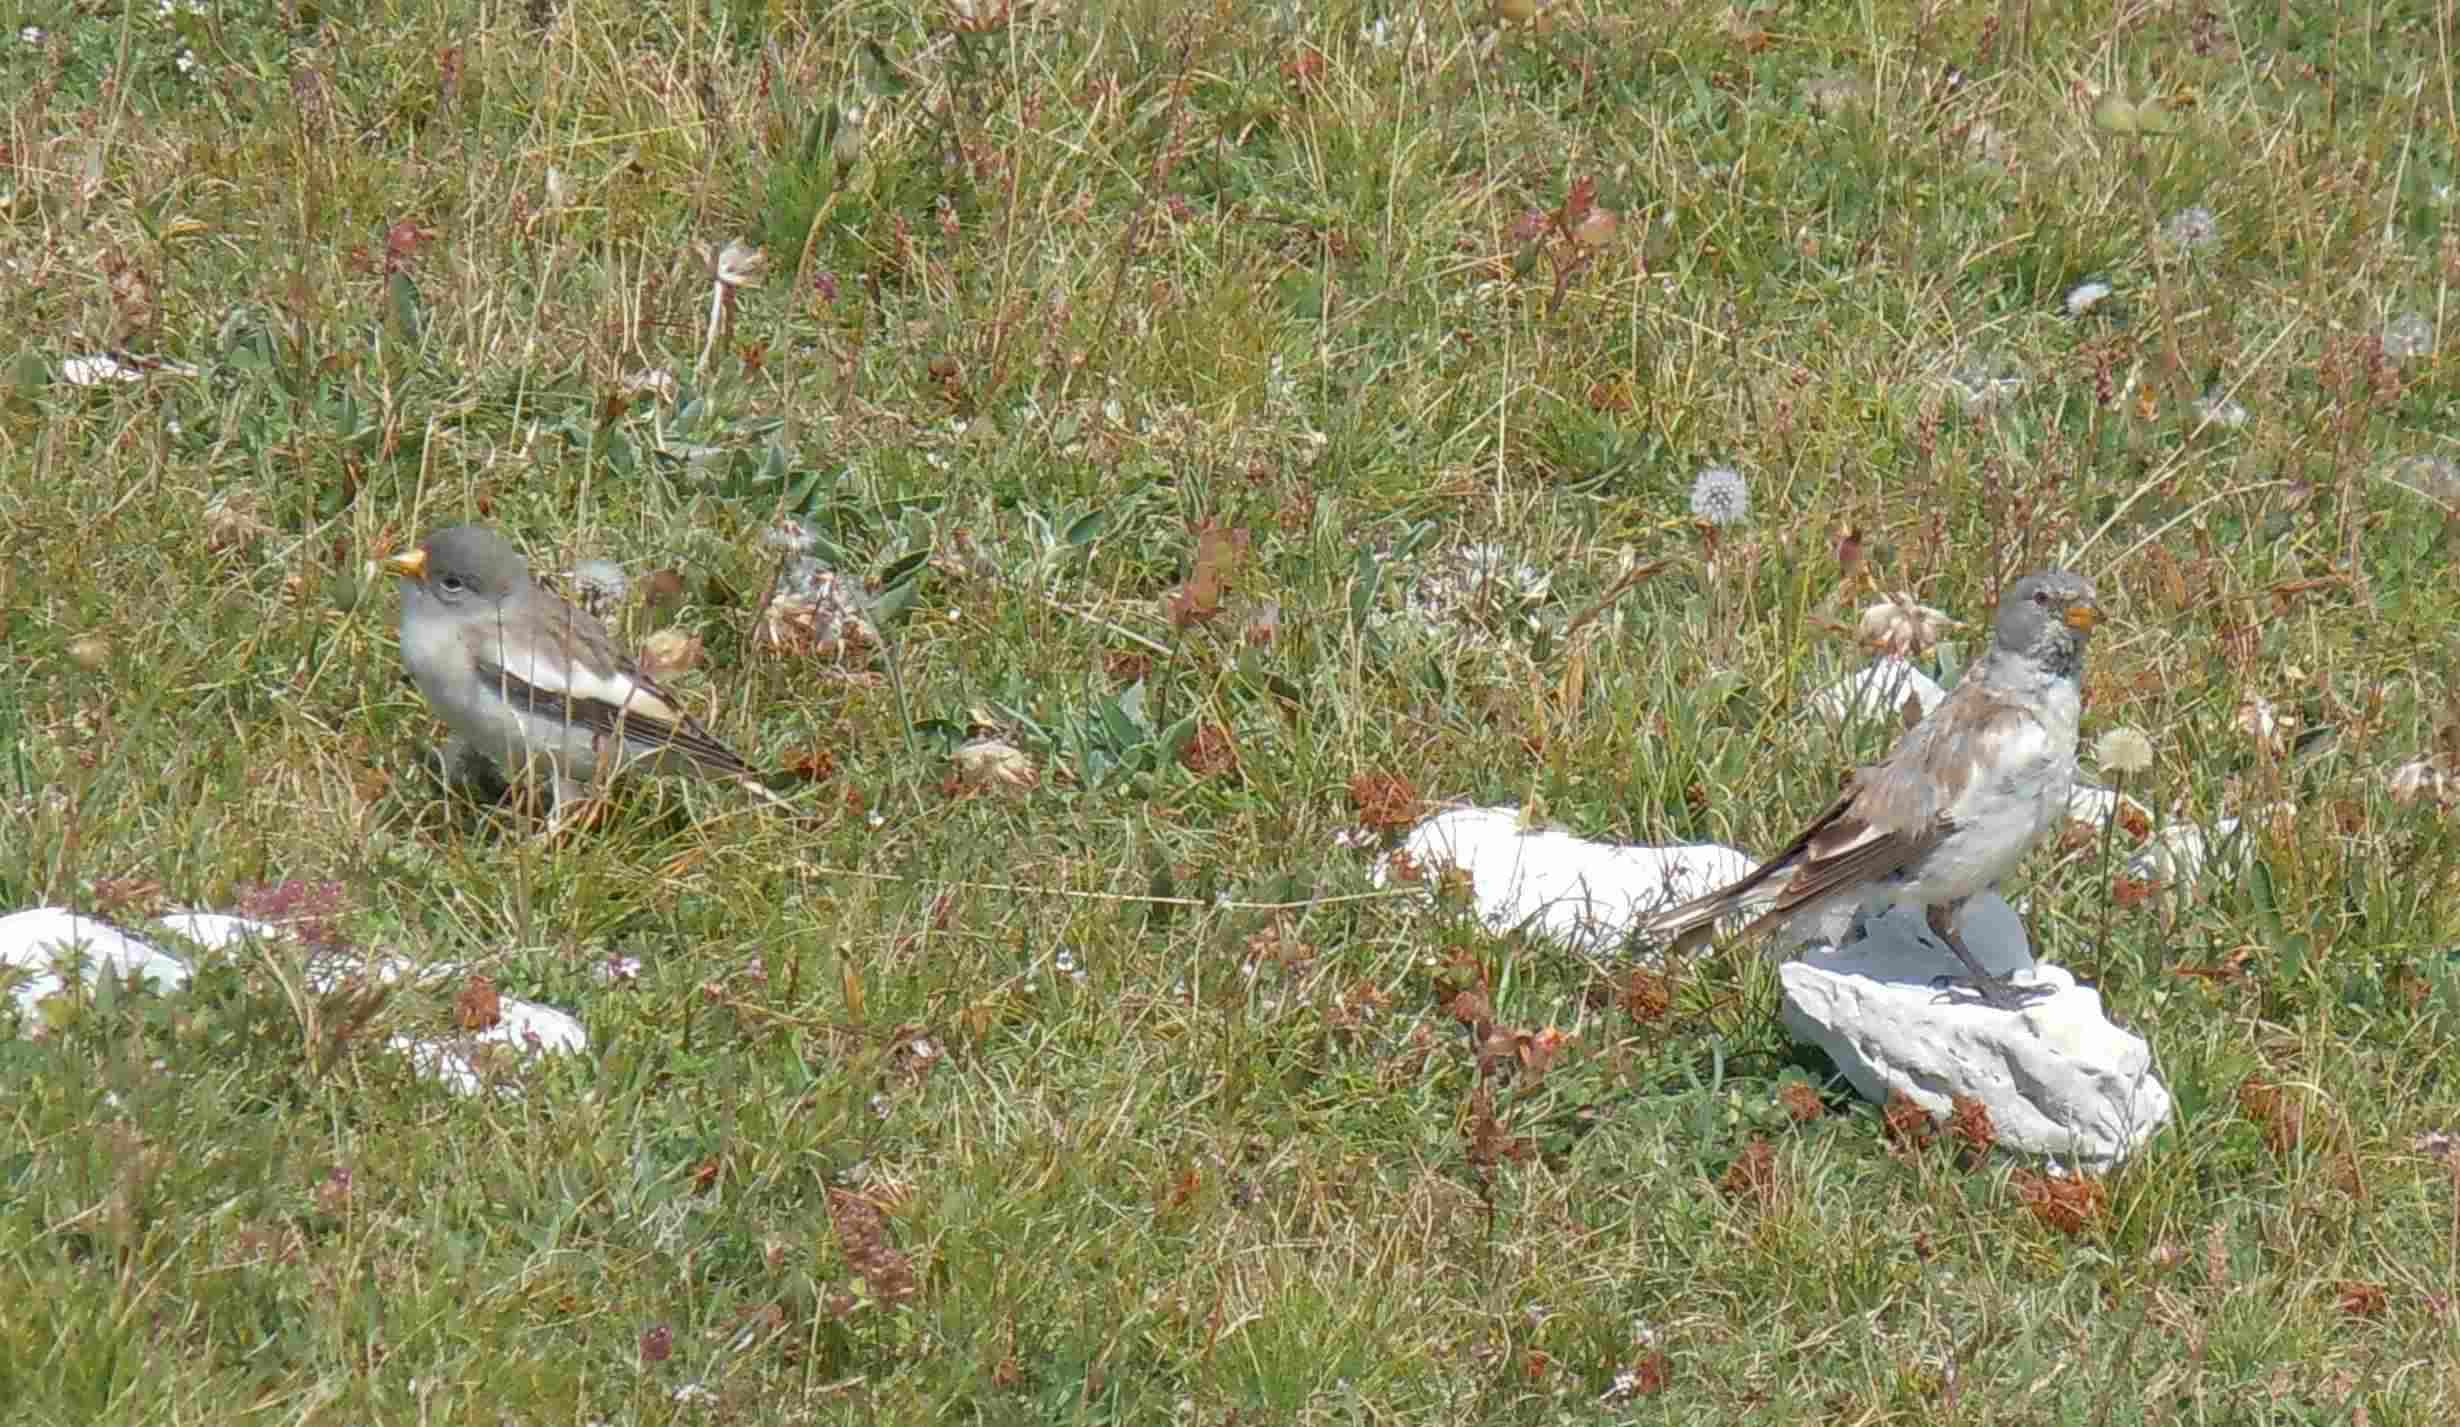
[596,954,644,984]
[2162,206,2220,252]
[2065,280,2114,316]
[1053,948,1079,976]
[1689,466,1750,525]
[19,25,47,44]
[2384,313,2435,362]
[2095,727,2156,775]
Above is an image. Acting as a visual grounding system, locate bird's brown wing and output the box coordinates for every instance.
[1741,680,2047,930]
[1643,675,2038,946]
[468,601,758,779]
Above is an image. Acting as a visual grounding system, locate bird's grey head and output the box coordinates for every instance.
[387,525,530,608]
[1993,570,2099,673]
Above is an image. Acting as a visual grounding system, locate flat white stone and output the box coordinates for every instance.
[1374,815,2173,1163]
[1377,805,1754,954]
[1780,898,2171,1165]
[1812,657,1947,725]
[4,904,586,1096]
[1,909,192,1020]
[2064,782,2151,832]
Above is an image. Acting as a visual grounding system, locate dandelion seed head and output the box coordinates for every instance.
[2095,727,2155,775]
[2162,206,2220,252]
[1689,466,1750,526]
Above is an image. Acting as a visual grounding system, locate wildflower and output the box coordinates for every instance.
[2162,206,2220,252]
[2065,280,2114,317]
[2095,727,2155,775]
[1688,466,1750,526]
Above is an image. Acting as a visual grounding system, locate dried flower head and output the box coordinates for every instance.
[1855,592,1956,659]
[1688,466,1750,526]
[2095,727,2156,775]
[2065,280,2115,317]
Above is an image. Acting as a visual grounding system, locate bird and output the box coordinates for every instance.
[1640,571,2101,1010]
[387,524,792,827]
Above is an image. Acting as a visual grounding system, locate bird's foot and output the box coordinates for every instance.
[1928,971,2056,1011]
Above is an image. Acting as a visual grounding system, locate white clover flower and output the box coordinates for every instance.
[2162,206,2220,252]
[19,25,47,44]
[2065,280,2114,316]
[2384,313,2435,362]
[2095,727,2155,775]
[1689,466,1750,525]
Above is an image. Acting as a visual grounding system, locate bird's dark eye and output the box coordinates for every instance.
[440,574,467,593]
[2031,588,2049,605]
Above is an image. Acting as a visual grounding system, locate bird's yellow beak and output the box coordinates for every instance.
[385,548,428,581]
[2063,601,2100,634]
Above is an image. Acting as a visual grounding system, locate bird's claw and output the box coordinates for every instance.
[1928,972,2056,1011]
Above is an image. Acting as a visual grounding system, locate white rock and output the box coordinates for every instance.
[1,909,193,1020]
[1779,897,2171,1165]
[1375,805,1754,955]
[385,1001,586,1097]
[2063,783,2151,832]
[2122,805,2291,891]
[1812,657,1946,725]
[1371,816,2173,1163]
[3,905,586,1095]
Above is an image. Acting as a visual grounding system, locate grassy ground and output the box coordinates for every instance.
[5,0,2460,1421]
